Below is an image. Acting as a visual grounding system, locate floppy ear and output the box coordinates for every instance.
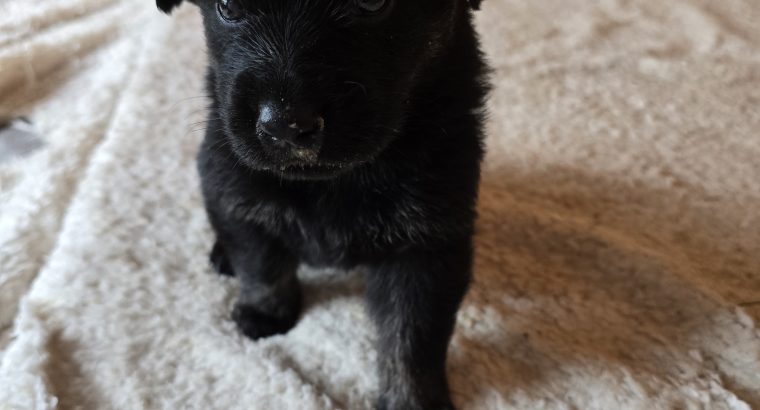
[157,0,183,13]
[467,0,482,10]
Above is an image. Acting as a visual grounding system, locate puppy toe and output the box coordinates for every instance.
[210,241,235,276]
[231,303,298,340]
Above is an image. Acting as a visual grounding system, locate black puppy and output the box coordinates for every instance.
[158,1,488,408]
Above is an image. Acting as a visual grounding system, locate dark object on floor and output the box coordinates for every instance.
[158,1,488,408]
[0,118,45,164]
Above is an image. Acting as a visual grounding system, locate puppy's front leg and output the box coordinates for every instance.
[366,243,472,410]
[212,220,301,340]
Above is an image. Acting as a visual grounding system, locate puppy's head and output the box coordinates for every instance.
[160,0,482,179]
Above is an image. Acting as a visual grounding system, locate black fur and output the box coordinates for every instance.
[156,0,183,13]
[160,1,488,408]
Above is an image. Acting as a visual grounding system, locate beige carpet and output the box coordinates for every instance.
[1,0,759,409]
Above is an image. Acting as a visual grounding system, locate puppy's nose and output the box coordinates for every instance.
[257,102,324,150]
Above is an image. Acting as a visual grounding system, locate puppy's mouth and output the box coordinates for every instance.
[266,160,359,180]
[259,142,341,177]
[236,140,359,179]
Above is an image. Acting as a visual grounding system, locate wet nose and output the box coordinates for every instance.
[257,102,324,149]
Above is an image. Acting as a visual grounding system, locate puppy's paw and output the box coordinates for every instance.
[376,393,455,410]
[231,303,299,340]
[210,241,235,276]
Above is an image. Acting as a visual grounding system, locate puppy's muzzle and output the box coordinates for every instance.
[257,102,324,162]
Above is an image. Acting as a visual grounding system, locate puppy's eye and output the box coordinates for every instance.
[355,0,388,14]
[217,0,244,22]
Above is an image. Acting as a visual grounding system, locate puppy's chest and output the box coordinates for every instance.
[224,186,436,263]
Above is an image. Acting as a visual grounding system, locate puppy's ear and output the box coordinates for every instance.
[157,0,183,13]
[467,0,482,10]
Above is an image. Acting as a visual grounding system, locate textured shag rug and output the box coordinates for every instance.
[1,0,759,409]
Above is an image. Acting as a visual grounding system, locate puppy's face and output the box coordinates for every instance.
[160,0,479,179]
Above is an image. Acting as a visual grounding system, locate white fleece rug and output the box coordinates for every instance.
[1,0,759,409]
